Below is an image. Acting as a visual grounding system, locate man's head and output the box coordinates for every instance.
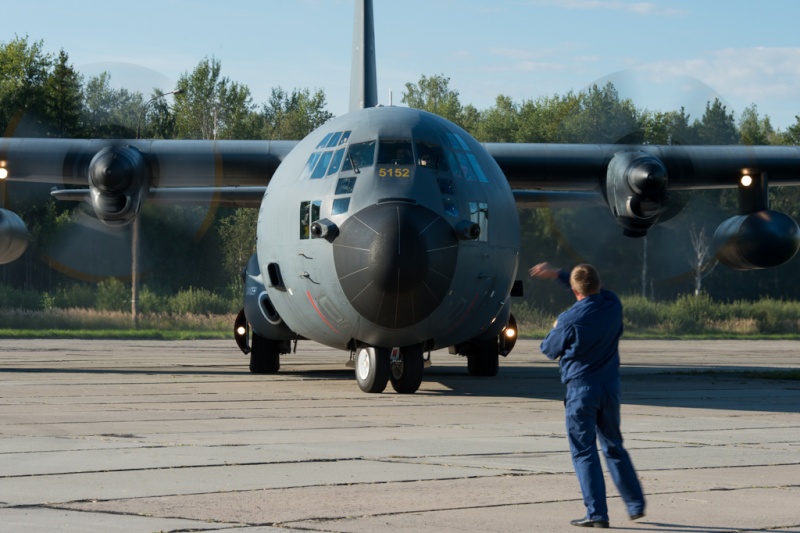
[570,264,601,299]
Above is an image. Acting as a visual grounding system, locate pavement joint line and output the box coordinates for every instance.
[19,503,248,529]
[0,457,375,479]
[269,485,800,527]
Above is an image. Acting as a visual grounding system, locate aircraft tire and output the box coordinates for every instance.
[355,347,390,393]
[390,344,424,394]
[249,333,281,374]
[467,338,499,377]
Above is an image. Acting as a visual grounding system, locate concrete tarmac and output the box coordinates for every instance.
[0,338,798,532]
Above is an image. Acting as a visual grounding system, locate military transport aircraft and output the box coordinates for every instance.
[1,0,799,394]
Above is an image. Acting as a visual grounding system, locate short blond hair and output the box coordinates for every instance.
[570,264,601,296]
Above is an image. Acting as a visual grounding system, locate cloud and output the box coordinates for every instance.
[639,47,800,103]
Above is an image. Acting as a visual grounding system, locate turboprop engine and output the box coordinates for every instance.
[0,208,28,264]
[713,210,800,270]
[88,146,148,226]
[605,151,669,237]
[713,172,800,270]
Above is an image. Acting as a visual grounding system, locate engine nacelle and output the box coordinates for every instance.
[88,146,148,226]
[241,254,300,343]
[713,210,800,270]
[605,151,668,237]
[0,208,29,264]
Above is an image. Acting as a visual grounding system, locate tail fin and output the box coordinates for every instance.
[349,0,378,112]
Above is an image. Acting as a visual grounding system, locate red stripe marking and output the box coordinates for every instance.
[306,291,340,334]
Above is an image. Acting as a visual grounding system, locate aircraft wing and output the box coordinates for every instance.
[486,143,800,191]
[51,186,268,208]
[490,142,800,268]
[0,138,297,186]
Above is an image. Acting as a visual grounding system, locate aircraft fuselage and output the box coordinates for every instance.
[255,106,520,351]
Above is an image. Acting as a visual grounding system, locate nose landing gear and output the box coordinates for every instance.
[355,344,424,394]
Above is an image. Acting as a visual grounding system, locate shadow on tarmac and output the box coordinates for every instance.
[3,362,796,413]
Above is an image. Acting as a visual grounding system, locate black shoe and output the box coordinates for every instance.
[629,511,645,520]
[570,517,609,528]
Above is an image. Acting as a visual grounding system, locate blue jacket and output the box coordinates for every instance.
[540,270,623,387]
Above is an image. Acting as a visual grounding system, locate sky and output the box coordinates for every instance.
[4,0,800,130]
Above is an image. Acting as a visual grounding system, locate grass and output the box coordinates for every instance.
[3,296,800,341]
[0,329,230,340]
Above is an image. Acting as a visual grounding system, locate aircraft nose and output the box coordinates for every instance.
[333,203,458,328]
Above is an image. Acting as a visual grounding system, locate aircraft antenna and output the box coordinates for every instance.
[349,0,378,111]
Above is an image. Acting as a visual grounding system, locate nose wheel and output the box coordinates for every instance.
[356,347,390,393]
[355,345,425,394]
[389,345,424,394]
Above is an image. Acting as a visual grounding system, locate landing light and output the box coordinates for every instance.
[236,326,247,336]
[0,167,7,180]
[505,327,516,339]
[741,175,753,187]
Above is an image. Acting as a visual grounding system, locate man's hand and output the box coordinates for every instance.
[529,262,560,280]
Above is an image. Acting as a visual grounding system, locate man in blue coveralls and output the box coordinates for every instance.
[529,262,645,528]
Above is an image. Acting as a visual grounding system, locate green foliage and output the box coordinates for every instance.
[169,287,233,315]
[217,208,257,296]
[663,293,718,333]
[696,98,739,145]
[96,279,129,312]
[782,115,800,145]
[53,283,96,309]
[0,35,52,136]
[138,286,166,314]
[173,57,258,140]
[261,87,334,139]
[739,104,775,146]
[517,294,800,337]
[82,72,144,138]
[620,295,662,329]
[44,49,82,138]
[402,74,471,129]
[0,285,43,310]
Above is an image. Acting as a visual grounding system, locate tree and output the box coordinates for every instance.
[739,104,775,146]
[44,50,82,138]
[782,115,800,145]
[560,83,643,144]
[474,95,518,142]
[515,92,582,143]
[261,87,333,140]
[82,72,143,138]
[687,223,715,296]
[402,74,465,127]
[218,208,258,294]
[696,98,739,145]
[139,88,178,139]
[173,57,258,140]
[641,107,697,145]
[0,36,52,137]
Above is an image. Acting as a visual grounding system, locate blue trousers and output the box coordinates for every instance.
[565,378,645,521]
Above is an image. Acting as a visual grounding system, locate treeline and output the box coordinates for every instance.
[2,36,800,316]
[515,294,800,337]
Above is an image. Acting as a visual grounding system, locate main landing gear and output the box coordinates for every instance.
[355,345,424,394]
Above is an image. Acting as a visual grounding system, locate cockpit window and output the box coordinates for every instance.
[415,141,447,170]
[310,150,334,179]
[327,148,346,176]
[378,140,414,165]
[343,140,376,172]
[316,133,334,149]
[326,132,342,148]
[439,131,489,183]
